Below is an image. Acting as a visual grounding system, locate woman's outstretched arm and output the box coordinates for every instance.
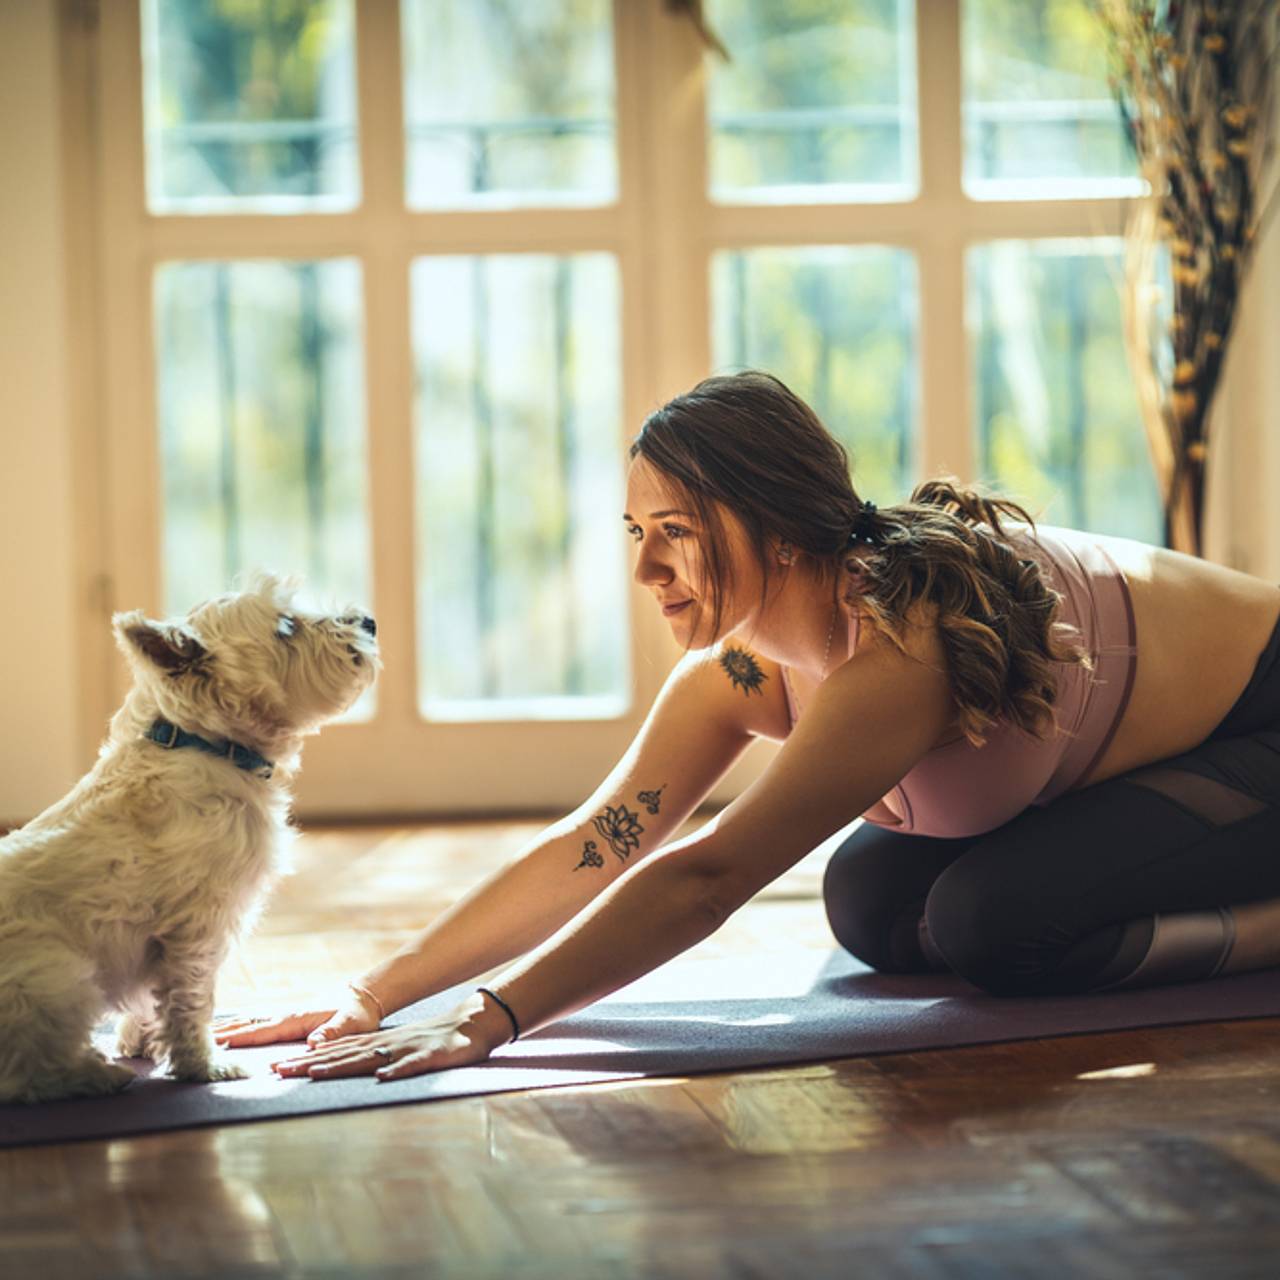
[469,628,954,1044]
[216,646,766,1048]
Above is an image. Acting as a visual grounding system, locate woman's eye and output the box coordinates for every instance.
[663,524,689,540]
[626,524,642,541]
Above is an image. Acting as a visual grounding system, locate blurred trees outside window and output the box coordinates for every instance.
[712,246,918,504]
[140,0,1158,727]
[142,0,359,210]
[962,0,1139,195]
[705,0,918,202]
[402,0,617,209]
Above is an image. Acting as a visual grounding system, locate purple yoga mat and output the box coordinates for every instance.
[2,947,1278,1149]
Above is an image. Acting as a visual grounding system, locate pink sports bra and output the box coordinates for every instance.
[780,523,1138,838]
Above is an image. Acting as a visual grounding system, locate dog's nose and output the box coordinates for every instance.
[360,616,377,637]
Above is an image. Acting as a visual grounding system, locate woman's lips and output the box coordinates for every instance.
[662,599,693,617]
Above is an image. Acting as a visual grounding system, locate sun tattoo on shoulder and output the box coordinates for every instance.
[719,645,767,697]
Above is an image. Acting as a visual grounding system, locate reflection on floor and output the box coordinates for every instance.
[3,815,1279,1278]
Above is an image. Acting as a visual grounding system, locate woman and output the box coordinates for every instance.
[219,370,1280,1083]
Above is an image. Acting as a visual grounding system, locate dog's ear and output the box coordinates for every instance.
[113,611,208,673]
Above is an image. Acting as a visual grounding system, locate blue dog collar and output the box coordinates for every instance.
[145,718,274,778]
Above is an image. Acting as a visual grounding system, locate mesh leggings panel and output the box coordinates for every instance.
[1124,764,1268,826]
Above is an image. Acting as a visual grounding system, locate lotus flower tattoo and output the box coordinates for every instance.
[592,804,644,862]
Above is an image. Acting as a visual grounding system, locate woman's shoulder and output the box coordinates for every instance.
[666,641,793,742]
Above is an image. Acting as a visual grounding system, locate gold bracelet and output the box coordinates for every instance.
[347,980,386,1021]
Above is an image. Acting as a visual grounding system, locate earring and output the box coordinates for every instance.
[778,544,794,565]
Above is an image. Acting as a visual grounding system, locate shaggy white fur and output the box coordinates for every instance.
[0,572,380,1104]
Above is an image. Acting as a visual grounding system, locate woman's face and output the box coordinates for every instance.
[624,456,765,648]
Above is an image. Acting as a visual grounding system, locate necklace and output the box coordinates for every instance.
[787,601,841,723]
[819,600,839,683]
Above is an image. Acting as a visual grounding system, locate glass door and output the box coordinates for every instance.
[93,0,690,816]
[87,0,1156,816]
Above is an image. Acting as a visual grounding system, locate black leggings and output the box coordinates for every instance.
[823,608,1280,997]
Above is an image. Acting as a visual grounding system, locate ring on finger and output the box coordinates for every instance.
[372,1046,394,1061]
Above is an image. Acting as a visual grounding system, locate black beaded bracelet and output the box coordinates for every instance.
[476,986,520,1043]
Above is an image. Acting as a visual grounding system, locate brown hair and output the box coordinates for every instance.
[629,370,1092,747]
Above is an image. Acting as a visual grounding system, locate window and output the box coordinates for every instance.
[961,0,1138,197]
[968,240,1161,540]
[401,0,617,209]
[711,245,918,502]
[410,252,627,718]
[141,0,360,212]
[706,0,918,203]
[88,0,1152,814]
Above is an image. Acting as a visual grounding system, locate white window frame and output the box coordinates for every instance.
[74,0,1139,817]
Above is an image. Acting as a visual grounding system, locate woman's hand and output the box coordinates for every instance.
[268,1004,503,1083]
[212,985,380,1049]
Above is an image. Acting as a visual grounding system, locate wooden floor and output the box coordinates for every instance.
[4,817,1280,1279]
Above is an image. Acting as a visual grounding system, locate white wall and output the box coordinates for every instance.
[0,2,1277,823]
[1205,174,1280,581]
[0,0,81,823]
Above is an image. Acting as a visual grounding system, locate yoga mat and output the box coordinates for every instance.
[2,946,1278,1149]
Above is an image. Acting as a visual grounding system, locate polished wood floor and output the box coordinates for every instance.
[4,816,1280,1279]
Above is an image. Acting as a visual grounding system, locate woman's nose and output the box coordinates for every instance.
[633,541,673,588]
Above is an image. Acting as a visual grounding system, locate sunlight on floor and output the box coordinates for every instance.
[1075,1061,1157,1080]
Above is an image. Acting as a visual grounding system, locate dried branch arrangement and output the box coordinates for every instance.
[1095,0,1277,555]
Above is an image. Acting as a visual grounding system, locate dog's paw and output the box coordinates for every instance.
[116,1013,159,1060]
[83,1061,140,1096]
[167,1053,250,1084]
[2,1057,138,1103]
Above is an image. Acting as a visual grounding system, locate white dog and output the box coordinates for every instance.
[0,573,379,1104]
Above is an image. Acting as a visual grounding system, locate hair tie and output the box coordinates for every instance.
[846,500,879,547]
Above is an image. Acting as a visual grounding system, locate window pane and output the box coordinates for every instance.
[141,0,359,214]
[154,260,374,718]
[412,255,627,718]
[402,0,616,210]
[968,240,1161,540]
[963,0,1139,198]
[705,0,917,203]
[711,247,918,503]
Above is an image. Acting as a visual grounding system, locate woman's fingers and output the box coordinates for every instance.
[271,1033,371,1072]
[272,1043,388,1078]
[270,1015,491,1083]
[213,1017,296,1047]
[306,1019,356,1046]
[269,1052,323,1076]
[374,1051,436,1082]
[308,1052,390,1079]
[213,1010,335,1047]
[213,1018,296,1047]
[212,1015,277,1033]
[306,1006,377,1047]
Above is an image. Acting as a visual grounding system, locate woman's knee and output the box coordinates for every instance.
[822,826,965,974]
[924,856,1058,997]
